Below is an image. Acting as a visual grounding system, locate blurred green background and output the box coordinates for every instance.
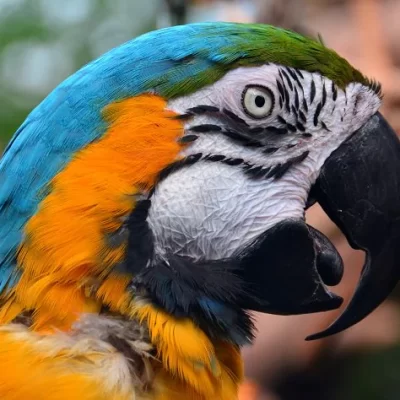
[0,0,161,146]
[1,1,400,399]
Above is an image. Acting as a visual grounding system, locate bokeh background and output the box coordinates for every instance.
[1,1,400,399]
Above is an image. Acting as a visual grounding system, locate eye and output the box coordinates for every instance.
[242,85,274,119]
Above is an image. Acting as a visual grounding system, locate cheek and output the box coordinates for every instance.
[216,83,244,116]
[147,160,312,260]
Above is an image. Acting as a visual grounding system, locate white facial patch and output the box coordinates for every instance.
[147,64,382,260]
[149,157,318,260]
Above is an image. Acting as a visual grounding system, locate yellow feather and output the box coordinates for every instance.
[0,321,242,400]
[0,324,138,400]
[95,274,131,314]
[131,302,243,399]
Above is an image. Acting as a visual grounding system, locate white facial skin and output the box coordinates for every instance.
[148,64,381,261]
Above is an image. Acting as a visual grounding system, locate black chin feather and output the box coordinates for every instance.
[131,255,255,345]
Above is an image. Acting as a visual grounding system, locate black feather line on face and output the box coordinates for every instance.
[277,115,287,125]
[294,87,300,110]
[310,79,316,104]
[263,147,279,154]
[187,105,219,114]
[222,130,264,147]
[262,151,308,180]
[314,102,323,127]
[203,149,309,181]
[331,81,338,101]
[295,69,304,79]
[284,95,291,113]
[223,157,244,166]
[223,108,249,126]
[178,134,198,144]
[302,98,309,113]
[296,122,306,132]
[321,121,331,132]
[321,82,327,108]
[277,76,291,113]
[156,153,202,185]
[280,69,294,91]
[276,79,286,102]
[204,154,226,162]
[287,67,302,88]
[249,127,265,135]
[286,123,296,133]
[189,124,221,133]
[265,126,288,135]
[172,113,193,121]
[299,110,307,124]
[147,153,203,198]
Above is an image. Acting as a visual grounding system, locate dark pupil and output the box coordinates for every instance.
[255,95,265,108]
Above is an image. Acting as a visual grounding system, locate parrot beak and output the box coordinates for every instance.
[306,112,400,340]
[237,112,400,338]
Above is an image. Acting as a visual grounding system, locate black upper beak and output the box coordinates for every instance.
[237,112,400,339]
[306,112,400,340]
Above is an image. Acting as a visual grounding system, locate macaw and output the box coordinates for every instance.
[0,22,398,400]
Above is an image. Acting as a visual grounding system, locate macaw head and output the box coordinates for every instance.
[122,23,400,342]
[3,23,398,347]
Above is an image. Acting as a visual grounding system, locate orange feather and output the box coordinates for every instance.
[8,94,183,330]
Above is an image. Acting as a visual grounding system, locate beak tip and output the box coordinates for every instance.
[305,330,332,341]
